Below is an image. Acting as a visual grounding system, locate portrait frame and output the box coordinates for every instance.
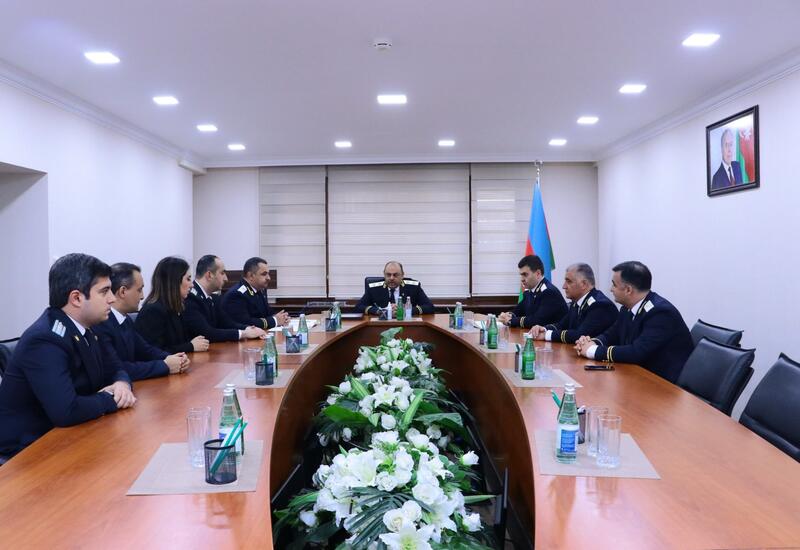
[706,105,759,197]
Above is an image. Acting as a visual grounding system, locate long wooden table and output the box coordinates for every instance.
[0,315,798,549]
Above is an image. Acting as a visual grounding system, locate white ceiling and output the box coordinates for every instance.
[2,0,799,168]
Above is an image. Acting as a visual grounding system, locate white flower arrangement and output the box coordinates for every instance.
[275,329,494,549]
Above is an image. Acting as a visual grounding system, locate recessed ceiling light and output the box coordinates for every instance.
[334,140,352,148]
[577,116,599,125]
[377,94,407,105]
[682,33,720,47]
[619,84,647,94]
[196,124,218,132]
[84,51,120,65]
[227,143,246,151]
[438,139,456,147]
[153,96,179,106]
[549,138,567,146]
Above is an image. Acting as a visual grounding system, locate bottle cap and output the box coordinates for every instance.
[564,382,575,393]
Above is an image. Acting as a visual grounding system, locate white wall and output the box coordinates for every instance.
[0,80,193,333]
[0,171,49,339]
[597,69,800,417]
[193,168,260,272]
[195,162,599,298]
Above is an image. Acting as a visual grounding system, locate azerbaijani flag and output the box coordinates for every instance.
[525,176,555,280]
[736,128,755,183]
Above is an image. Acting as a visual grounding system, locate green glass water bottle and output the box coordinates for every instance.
[219,388,242,457]
[224,383,245,455]
[521,334,536,380]
[487,314,498,349]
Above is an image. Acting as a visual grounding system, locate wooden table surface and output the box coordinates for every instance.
[0,314,798,549]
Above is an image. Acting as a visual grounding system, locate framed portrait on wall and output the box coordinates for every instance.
[706,105,759,197]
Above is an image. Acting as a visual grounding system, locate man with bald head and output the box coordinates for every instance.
[529,263,617,344]
[355,261,434,316]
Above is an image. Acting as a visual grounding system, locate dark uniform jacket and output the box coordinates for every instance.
[591,291,694,383]
[544,288,618,344]
[508,278,568,328]
[0,308,130,457]
[95,310,169,381]
[221,279,276,330]
[183,281,242,342]
[135,300,193,354]
[354,278,435,315]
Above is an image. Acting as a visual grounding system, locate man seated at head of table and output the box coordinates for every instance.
[221,256,289,330]
[184,254,266,342]
[0,253,136,461]
[497,254,568,328]
[529,262,617,344]
[574,261,694,383]
[354,260,435,316]
[94,262,190,381]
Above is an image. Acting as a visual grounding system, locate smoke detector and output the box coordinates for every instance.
[373,39,392,51]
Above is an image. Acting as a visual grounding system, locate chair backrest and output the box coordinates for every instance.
[690,319,743,347]
[677,337,755,416]
[0,337,20,378]
[364,276,384,293]
[739,353,800,461]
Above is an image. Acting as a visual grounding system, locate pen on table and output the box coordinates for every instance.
[551,389,562,408]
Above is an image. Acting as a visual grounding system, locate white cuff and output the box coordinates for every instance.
[545,330,553,341]
[585,344,598,359]
[272,316,278,327]
[238,330,244,340]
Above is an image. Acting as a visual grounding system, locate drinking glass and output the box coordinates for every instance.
[242,348,261,382]
[186,406,211,468]
[585,406,609,456]
[596,415,622,468]
[464,310,475,328]
[498,324,510,349]
[535,347,553,380]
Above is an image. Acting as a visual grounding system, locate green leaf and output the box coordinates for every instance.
[415,412,463,427]
[463,494,496,504]
[379,327,403,344]
[306,520,340,543]
[399,390,425,431]
[368,413,380,427]
[349,376,370,400]
[322,404,371,426]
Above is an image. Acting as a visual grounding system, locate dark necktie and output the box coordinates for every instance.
[728,166,734,184]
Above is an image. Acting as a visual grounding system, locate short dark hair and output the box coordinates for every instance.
[49,253,111,308]
[518,255,544,275]
[567,263,596,286]
[613,261,652,291]
[243,256,267,276]
[195,255,220,278]
[145,256,190,314]
[110,262,142,294]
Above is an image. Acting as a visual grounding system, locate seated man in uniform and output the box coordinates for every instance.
[221,256,289,330]
[529,263,617,344]
[184,255,266,342]
[0,253,136,460]
[354,261,435,316]
[574,261,694,383]
[498,255,568,328]
[95,262,189,381]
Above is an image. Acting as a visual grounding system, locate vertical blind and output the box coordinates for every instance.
[327,164,470,298]
[470,164,537,296]
[258,166,327,297]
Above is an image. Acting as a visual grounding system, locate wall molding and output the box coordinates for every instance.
[0,58,203,169]
[598,46,800,161]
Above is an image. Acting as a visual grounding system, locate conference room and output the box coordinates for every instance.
[1,1,799,548]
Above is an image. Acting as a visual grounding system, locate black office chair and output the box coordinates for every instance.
[364,276,384,291]
[690,319,743,347]
[739,353,800,461]
[677,337,754,416]
[0,337,20,378]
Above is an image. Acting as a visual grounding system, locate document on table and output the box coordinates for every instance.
[268,319,319,332]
